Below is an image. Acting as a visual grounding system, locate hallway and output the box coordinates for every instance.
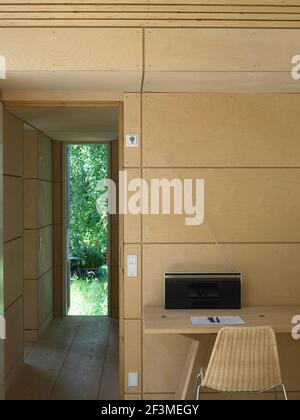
[6,317,119,400]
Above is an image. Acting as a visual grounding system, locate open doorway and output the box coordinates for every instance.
[1,103,121,400]
[66,143,109,316]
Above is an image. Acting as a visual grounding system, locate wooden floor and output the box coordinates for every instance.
[6,316,119,400]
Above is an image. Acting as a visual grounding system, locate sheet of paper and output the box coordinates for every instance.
[191,316,245,326]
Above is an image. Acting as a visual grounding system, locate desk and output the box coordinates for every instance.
[144,306,298,399]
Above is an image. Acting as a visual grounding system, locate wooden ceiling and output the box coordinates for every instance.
[0,0,300,28]
[1,1,300,28]
[7,106,119,142]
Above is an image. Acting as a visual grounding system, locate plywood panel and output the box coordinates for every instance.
[3,176,23,242]
[38,269,53,327]
[38,132,53,181]
[124,394,141,400]
[144,71,300,93]
[37,181,53,228]
[124,320,142,393]
[52,141,62,183]
[0,28,142,71]
[143,393,176,400]
[124,244,141,319]
[124,94,141,168]
[24,226,53,279]
[143,244,300,307]
[142,94,300,168]
[24,280,38,331]
[142,168,300,243]
[23,130,38,179]
[24,180,37,229]
[38,226,53,278]
[143,334,190,393]
[145,28,300,72]
[4,238,23,310]
[24,230,37,280]
[3,110,23,177]
[4,297,23,377]
[124,169,142,244]
[277,334,300,391]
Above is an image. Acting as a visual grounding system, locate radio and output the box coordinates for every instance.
[164,272,242,310]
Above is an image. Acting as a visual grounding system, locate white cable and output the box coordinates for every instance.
[162,154,236,273]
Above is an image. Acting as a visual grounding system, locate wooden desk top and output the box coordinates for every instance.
[144,306,299,335]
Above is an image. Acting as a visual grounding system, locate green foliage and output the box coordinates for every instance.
[69,274,108,316]
[69,144,109,255]
[76,243,104,269]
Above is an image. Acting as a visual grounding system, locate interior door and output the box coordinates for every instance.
[0,103,5,399]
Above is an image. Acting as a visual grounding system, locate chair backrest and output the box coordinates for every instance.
[202,326,283,392]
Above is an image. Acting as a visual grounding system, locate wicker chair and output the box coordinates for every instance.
[195,326,288,400]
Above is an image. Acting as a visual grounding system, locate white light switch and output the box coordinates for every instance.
[128,372,139,387]
[127,255,138,277]
[126,134,139,147]
[0,315,6,340]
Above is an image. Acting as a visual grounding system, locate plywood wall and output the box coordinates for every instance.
[24,129,53,341]
[3,110,24,386]
[122,93,300,400]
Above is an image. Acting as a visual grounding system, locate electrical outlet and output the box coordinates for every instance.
[128,372,139,387]
[127,255,137,277]
[126,134,139,147]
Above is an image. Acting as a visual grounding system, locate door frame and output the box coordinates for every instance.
[62,139,113,317]
[1,99,125,399]
[0,103,5,400]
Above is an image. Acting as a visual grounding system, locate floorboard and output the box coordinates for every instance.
[6,316,119,401]
[98,319,119,400]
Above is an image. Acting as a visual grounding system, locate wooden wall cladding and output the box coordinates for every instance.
[143,394,176,400]
[143,71,299,93]
[38,269,53,327]
[124,94,141,168]
[2,2,300,28]
[142,168,300,243]
[4,238,23,310]
[38,133,53,181]
[124,244,141,319]
[142,94,300,168]
[0,28,142,71]
[145,28,300,71]
[4,297,23,377]
[143,243,300,307]
[3,111,23,177]
[143,29,300,91]
[277,334,300,391]
[143,334,190,393]
[37,226,53,278]
[3,176,23,243]
[124,169,142,243]
[124,320,142,394]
